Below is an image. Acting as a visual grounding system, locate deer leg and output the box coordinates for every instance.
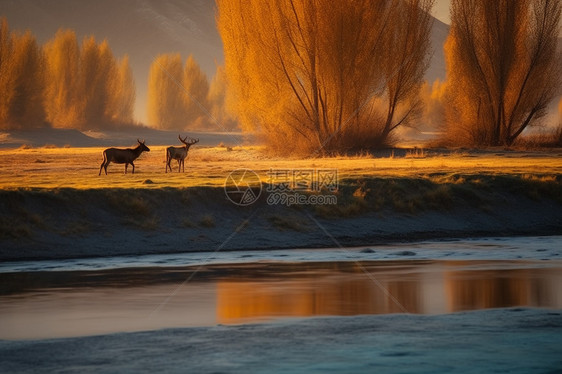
[166,157,171,173]
[99,154,107,176]
[103,161,109,175]
[131,162,135,174]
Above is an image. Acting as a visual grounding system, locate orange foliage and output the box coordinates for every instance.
[0,18,45,130]
[44,29,81,128]
[147,53,185,130]
[217,0,433,155]
[147,54,218,131]
[1,20,136,131]
[207,65,238,131]
[443,0,562,146]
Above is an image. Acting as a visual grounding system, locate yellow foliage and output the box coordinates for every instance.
[217,0,434,155]
[44,29,81,127]
[443,0,562,146]
[105,55,135,124]
[208,65,238,131]
[147,54,215,131]
[182,55,210,130]
[0,18,45,129]
[146,53,184,130]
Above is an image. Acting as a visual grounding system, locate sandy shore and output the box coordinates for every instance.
[1,176,561,261]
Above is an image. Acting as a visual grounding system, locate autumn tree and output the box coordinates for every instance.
[77,37,115,128]
[444,0,562,146]
[379,0,434,142]
[182,55,210,129]
[217,0,433,154]
[44,29,81,127]
[1,21,136,130]
[106,56,136,124]
[147,53,186,130]
[0,18,15,128]
[43,31,137,129]
[147,54,214,130]
[208,65,238,131]
[0,18,46,130]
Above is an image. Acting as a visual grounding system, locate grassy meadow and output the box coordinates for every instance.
[1,145,561,190]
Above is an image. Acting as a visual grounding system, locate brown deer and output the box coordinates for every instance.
[99,139,150,175]
[166,135,199,173]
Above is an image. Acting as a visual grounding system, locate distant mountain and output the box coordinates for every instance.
[426,18,449,84]
[1,0,448,124]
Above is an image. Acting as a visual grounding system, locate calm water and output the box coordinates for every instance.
[1,259,561,340]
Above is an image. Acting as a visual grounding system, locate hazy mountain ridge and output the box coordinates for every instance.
[427,17,448,83]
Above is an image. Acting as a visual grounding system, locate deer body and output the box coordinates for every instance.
[99,140,150,175]
[166,135,199,173]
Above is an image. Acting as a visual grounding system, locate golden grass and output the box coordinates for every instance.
[0,146,561,191]
[0,149,560,239]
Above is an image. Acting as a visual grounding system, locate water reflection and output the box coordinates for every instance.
[0,260,560,339]
[216,262,562,323]
[444,266,560,311]
[216,278,420,322]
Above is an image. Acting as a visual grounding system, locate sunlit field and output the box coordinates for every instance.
[1,145,561,190]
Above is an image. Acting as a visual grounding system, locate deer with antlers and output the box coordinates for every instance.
[99,139,150,175]
[166,135,199,173]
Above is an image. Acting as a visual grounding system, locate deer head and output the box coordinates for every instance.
[179,135,199,146]
[137,139,150,152]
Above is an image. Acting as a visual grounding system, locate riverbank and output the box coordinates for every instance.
[1,172,561,261]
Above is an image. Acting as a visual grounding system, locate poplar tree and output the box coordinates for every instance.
[217,0,434,154]
[444,0,562,146]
